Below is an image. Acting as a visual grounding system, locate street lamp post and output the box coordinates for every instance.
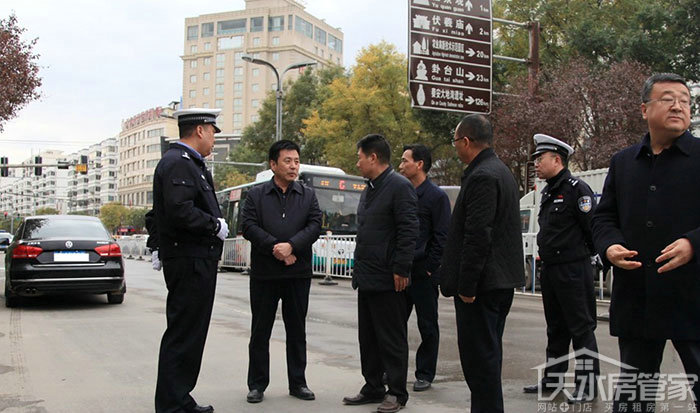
[242,55,317,141]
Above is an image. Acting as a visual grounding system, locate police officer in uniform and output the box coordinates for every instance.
[523,134,600,403]
[153,108,229,413]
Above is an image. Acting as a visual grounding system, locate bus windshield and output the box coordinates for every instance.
[315,188,361,234]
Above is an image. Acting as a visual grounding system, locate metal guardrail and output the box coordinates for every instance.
[116,236,150,260]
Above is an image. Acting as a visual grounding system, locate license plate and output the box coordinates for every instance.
[54,251,90,262]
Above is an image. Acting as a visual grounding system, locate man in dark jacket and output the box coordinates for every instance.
[342,134,418,413]
[523,134,600,403]
[441,114,525,413]
[592,73,700,412]
[399,144,450,392]
[240,140,322,404]
[153,108,228,413]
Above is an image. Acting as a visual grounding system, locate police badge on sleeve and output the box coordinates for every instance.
[578,196,592,213]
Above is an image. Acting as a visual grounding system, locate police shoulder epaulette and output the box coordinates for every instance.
[567,178,579,186]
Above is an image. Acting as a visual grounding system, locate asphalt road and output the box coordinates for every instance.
[0,255,694,413]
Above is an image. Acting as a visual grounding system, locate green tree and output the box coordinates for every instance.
[303,42,420,172]
[99,202,128,234]
[493,0,700,81]
[34,207,59,215]
[125,208,149,232]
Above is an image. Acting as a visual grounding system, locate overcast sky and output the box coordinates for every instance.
[0,0,408,162]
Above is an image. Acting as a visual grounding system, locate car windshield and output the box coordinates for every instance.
[21,218,110,240]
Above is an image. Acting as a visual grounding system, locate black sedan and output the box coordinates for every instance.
[4,215,126,307]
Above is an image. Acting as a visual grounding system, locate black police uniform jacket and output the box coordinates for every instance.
[441,148,525,297]
[537,168,596,264]
[240,179,322,279]
[592,131,700,340]
[152,143,223,260]
[352,167,419,292]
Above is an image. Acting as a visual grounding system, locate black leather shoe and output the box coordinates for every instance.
[290,385,315,400]
[342,393,385,405]
[246,389,264,403]
[413,379,431,392]
[523,379,560,394]
[567,386,596,404]
[185,404,214,413]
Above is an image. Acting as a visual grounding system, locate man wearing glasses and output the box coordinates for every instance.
[593,73,700,412]
[522,134,600,404]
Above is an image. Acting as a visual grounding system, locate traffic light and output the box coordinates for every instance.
[34,156,42,176]
[0,157,7,177]
[77,155,88,175]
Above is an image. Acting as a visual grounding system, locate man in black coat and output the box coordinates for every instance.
[342,134,418,413]
[240,140,322,404]
[592,73,700,412]
[153,109,228,413]
[399,144,450,392]
[441,114,525,413]
[523,134,600,403]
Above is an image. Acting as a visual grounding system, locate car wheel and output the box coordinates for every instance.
[4,284,18,308]
[107,292,124,304]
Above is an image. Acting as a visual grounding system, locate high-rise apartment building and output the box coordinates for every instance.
[118,104,179,208]
[182,0,343,135]
[65,137,119,215]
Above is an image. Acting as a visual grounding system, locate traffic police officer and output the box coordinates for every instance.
[523,134,600,403]
[153,108,229,413]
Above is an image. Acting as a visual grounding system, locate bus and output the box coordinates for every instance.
[216,165,367,272]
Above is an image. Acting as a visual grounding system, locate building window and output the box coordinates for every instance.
[234,67,243,76]
[201,22,214,37]
[216,68,225,79]
[147,128,164,138]
[146,144,160,153]
[329,34,343,53]
[218,19,246,35]
[252,68,259,77]
[218,36,243,50]
[288,14,293,30]
[234,98,242,107]
[187,25,198,40]
[203,87,210,96]
[216,54,225,67]
[252,83,259,92]
[233,113,243,123]
[203,72,210,81]
[272,52,279,61]
[295,16,313,38]
[215,99,224,108]
[190,45,198,53]
[252,99,259,108]
[272,36,280,46]
[271,83,277,90]
[204,42,211,51]
[189,90,196,98]
[234,52,243,61]
[203,57,211,66]
[251,114,259,122]
[202,102,210,108]
[250,16,264,32]
[253,37,261,46]
[315,27,327,45]
[215,84,224,97]
[190,60,197,68]
[252,52,261,59]
[268,16,284,32]
[190,75,197,83]
[234,83,243,91]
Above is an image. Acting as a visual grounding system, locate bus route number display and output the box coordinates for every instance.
[313,177,366,192]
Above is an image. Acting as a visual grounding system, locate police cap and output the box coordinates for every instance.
[532,134,574,161]
[173,108,222,133]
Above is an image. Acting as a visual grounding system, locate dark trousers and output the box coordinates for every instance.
[405,259,440,382]
[454,288,514,413]
[613,337,700,412]
[155,257,217,413]
[247,277,311,391]
[540,260,600,384]
[358,289,409,405]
